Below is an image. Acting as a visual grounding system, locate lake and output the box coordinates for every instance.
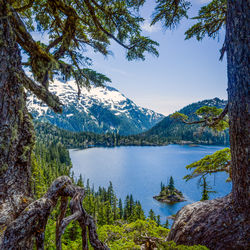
[70,145,231,223]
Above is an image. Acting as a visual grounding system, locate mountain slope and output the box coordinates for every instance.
[27,80,164,135]
[143,98,229,145]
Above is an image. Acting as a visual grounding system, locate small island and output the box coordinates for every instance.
[153,176,186,204]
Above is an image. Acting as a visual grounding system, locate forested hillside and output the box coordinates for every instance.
[143,98,229,145]
[35,98,229,149]
[34,121,169,148]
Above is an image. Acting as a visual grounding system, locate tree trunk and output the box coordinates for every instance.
[168,0,250,248]
[0,1,34,246]
[226,0,250,214]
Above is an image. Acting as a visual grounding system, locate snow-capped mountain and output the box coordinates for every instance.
[27,80,164,135]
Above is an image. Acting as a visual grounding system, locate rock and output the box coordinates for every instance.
[168,194,250,249]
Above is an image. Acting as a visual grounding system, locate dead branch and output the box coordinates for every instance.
[1,176,109,250]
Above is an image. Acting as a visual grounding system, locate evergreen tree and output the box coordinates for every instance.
[201,177,209,201]
[124,195,130,220]
[160,181,165,192]
[86,179,91,196]
[112,197,118,221]
[118,198,123,219]
[164,218,169,229]
[156,215,161,226]
[148,209,156,222]
[77,174,84,187]
[107,181,115,206]
[105,202,114,225]
[168,176,175,191]
[200,177,216,201]
[129,194,134,215]
[184,148,231,182]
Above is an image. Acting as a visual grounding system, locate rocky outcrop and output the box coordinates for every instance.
[153,188,185,204]
[168,194,250,249]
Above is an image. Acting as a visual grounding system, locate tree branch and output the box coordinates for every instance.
[82,0,136,50]
[14,0,35,12]
[1,176,109,249]
[177,104,228,127]
[20,71,63,113]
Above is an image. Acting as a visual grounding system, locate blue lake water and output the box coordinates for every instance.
[70,145,231,223]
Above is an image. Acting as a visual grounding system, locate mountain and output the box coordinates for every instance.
[27,80,164,135]
[142,98,229,145]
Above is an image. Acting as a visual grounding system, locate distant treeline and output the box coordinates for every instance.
[34,120,228,151]
[34,121,169,148]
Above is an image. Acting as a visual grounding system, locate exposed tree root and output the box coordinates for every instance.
[168,194,250,249]
[1,176,109,250]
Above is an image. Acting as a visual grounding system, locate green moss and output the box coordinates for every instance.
[10,124,18,143]
[20,145,30,162]
[0,163,8,175]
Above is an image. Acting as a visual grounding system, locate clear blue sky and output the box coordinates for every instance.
[88,0,227,115]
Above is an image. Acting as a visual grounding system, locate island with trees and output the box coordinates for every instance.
[154,177,186,204]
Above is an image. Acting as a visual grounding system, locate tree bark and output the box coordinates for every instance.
[168,0,250,248]
[0,5,108,249]
[0,1,34,246]
[226,0,250,213]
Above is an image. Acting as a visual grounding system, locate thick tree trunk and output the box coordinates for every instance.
[0,4,108,249]
[226,0,250,213]
[168,0,250,248]
[0,1,34,246]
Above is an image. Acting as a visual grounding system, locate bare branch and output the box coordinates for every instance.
[1,176,109,250]
[56,197,69,250]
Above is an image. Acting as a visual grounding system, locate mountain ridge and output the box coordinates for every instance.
[27,80,164,135]
[143,97,229,145]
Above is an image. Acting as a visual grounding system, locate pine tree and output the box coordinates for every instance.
[107,181,115,206]
[201,177,209,201]
[164,218,169,229]
[113,197,118,221]
[200,176,216,201]
[124,195,130,220]
[129,194,134,215]
[148,209,156,222]
[160,181,165,192]
[77,174,84,187]
[156,215,161,226]
[168,176,175,192]
[118,198,123,219]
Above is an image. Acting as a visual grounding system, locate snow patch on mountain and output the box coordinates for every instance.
[27,80,164,135]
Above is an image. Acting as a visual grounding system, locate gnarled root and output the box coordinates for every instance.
[168,194,250,249]
[1,176,109,250]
